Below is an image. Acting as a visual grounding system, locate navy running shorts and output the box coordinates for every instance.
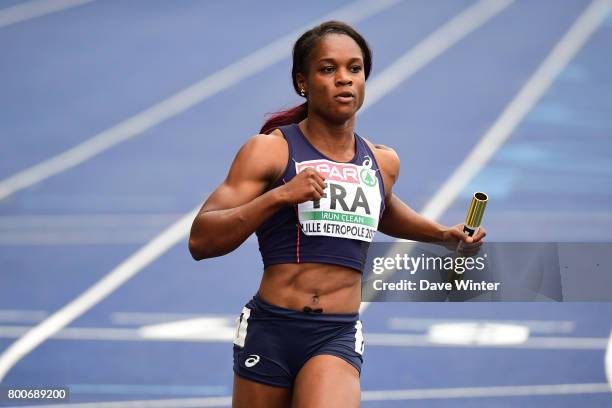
[232,293,364,388]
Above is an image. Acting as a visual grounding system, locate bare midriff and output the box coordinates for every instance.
[258,263,361,314]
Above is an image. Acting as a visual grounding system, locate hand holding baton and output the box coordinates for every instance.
[454,192,488,273]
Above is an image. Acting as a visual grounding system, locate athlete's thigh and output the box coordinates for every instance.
[292,355,360,408]
[232,374,292,408]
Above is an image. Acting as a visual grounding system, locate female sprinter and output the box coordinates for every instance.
[189,21,486,408]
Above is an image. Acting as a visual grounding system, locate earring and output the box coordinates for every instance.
[300,88,306,97]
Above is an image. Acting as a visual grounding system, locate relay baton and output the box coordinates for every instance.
[463,192,488,238]
[454,192,488,275]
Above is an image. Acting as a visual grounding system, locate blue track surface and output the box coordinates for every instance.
[1,1,611,406]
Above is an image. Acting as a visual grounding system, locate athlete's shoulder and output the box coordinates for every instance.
[245,129,286,146]
[238,130,287,157]
[231,130,288,182]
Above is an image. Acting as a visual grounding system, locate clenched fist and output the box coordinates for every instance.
[278,167,327,205]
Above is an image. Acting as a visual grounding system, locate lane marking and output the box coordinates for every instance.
[0,310,47,323]
[360,0,612,314]
[111,311,227,326]
[45,312,574,333]
[12,383,611,407]
[0,0,93,28]
[0,0,401,201]
[0,326,141,341]
[419,0,612,223]
[427,322,530,346]
[0,325,607,349]
[361,383,612,401]
[138,318,236,341]
[67,383,227,397]
[361,0,514,111]
[0,232,174,246]
[0,208,199,380]
[0,213,185,245]
[606,329,612,389]
[0,0,407,381]
[0,214,184,227]
[4,397,233,408]
[13,396,233,408]
[366,333,609,350]
[388,317,576,334]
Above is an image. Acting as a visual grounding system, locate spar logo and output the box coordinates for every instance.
[296,159,376,187]
[296,160,361,184]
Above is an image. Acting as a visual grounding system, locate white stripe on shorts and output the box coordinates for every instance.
[355,320,364,355]
[233,307,251,348]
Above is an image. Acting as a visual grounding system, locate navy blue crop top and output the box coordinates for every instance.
[255,123,386,272]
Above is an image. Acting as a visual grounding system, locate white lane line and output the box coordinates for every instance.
[4,396,233,408]
[0,232,171,246]
[111,311,227,325]
[0,0,408,380]
[366,333,608,349]
[0,213,185,245]
[420,0,612,222]
[361,383,612,401]
[0,214,183,228]
[0,0,401,201]
[68,383,227,396]
[0,325,607,350]
[388,317,576,334]
[0,310,47,323]
[606,329,612,389]
[0,0,93,28]
[138,318,236,341]
[361,0,514,112]
[11,383,611,407]
[360,0,612,313]
[0,208,198,381]
[0,323,233,343]
[114,313,567,330]
[0,326,141,341]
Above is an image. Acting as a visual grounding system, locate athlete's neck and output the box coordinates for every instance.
[299,116,355,162]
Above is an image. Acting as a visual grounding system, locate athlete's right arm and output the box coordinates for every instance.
[188,132,326,260]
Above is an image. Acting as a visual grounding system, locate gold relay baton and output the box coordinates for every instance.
[453,192,488,278]
[463,191,488,237]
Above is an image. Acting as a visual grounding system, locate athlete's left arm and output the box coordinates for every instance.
[370,144,486,245]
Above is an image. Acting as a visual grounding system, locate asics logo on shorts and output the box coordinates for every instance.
[245,354,260,367]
